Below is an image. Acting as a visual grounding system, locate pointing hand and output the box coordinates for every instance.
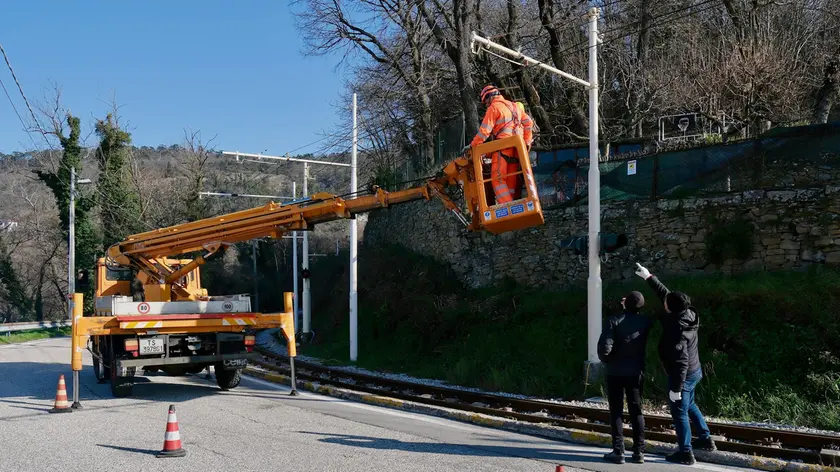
[634,263,652,280]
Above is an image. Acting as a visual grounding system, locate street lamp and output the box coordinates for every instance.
[68,166,91,410]
[68,167,92,316]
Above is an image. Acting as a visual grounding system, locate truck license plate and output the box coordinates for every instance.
[138,337,164,355]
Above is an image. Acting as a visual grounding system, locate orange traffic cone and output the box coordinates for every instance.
[157,404,186,458]
[555,466,565,472]
[48,374,73,413]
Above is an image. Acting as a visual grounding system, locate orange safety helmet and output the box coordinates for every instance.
[480,85,500,103]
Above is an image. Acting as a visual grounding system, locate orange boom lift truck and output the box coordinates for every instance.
[68,135,543,401]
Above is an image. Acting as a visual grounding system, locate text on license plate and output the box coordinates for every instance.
[139,337,164,355]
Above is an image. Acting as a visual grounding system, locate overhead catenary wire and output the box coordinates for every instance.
[501,0,721,79]
[0,75,39,149]
[557,0,720,58]
[0,43,51,147]
[304,114,410,183]
[234,97,451,196]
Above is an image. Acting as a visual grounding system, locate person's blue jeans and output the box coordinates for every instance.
[670,368,711,452]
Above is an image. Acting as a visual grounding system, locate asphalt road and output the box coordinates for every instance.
[0,338,760,472]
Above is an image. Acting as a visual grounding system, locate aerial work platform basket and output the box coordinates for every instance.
[468,135,544,234]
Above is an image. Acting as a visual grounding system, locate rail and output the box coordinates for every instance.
[0,320,71,335]
[253,346,840,467]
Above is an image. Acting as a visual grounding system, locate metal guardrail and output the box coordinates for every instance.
[0,320,71,335]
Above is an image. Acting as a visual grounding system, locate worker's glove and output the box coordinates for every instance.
[669,390,682,402]
[634,263,652,280]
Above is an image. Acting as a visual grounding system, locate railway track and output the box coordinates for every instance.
[252,346,840,466]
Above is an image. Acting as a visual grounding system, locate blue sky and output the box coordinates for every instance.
[0,1,352,155]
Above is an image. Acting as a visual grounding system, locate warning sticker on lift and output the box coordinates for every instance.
[495,207,509,218]
[483,210,492,220]
[137,302,150,314]
[527,201,535,211]
[510,203,525,215]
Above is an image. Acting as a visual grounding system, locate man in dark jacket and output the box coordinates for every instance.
[635,263,716,465]
[597,290,652,464]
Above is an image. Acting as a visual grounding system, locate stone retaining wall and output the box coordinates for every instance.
[363,187,840,288]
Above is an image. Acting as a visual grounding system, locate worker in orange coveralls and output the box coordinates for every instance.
[467,85,534,204]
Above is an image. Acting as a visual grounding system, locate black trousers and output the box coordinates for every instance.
[606,374,645,451]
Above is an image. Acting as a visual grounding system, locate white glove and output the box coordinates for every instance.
[669,390,682,402]
[635,263,651,280]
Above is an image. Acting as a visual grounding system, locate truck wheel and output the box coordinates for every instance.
[109,352,133,398]
[214,365,241,390]
[93,357,106,383]
[93,339,110,384]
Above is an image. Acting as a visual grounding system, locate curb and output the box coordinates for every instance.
[243,367,838,472]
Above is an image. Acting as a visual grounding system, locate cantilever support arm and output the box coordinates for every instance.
[163,243,228,285]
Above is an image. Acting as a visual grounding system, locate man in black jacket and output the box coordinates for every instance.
[635,263,717,465]
[597,290,652,464]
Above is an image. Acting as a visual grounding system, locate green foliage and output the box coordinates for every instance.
[302,246,840,430]
[705,216,755,265]
[95,113,143,247]
[370,164,402,191]
[0,237,32,322]
[0,327,71,344]
[32,113,100,310]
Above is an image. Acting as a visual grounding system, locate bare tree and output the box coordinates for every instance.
[418,0,481,132]
[294,0,440,170]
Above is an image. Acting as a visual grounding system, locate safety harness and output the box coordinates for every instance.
[495,99,524,164]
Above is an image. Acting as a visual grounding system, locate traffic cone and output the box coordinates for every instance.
[555,466,565,472]
[48,374,73,413]
[157,404,186,457]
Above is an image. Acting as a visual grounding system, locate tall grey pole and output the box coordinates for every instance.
[69,166,81,409]
[302,163,311,338]
[251,239,259,311]
[350,93,359,361]
[68,166,76,323]
[586,7,602,368]
[292,181,299,334]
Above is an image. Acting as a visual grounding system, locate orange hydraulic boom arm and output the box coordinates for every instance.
[105,135,544,301]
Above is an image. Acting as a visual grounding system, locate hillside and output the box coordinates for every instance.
[0,143,358,322]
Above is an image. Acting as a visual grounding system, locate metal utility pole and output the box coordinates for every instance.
[68,167,91,410]
[470,7,604,376]
[586,8,602,371]
[350,93,359,362]
[302,162,311,339]
[68,167,77,409]
[68,167,76,325]
[251,239,259,311]
[292,181,299,335]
